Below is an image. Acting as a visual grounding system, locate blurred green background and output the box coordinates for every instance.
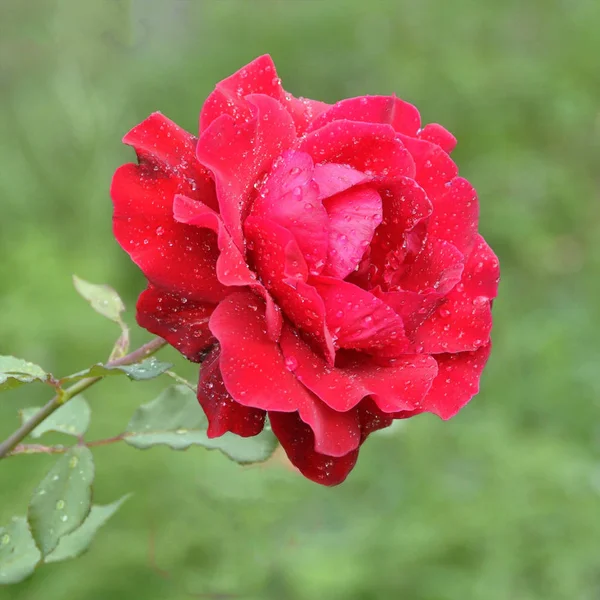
[1,0,600,598]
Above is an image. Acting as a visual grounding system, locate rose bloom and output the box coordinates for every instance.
[112,55,499,485]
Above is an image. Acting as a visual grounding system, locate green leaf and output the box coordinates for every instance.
[0,356,49,392]
[61,357,172,384]
[20,397,91,439]
[0,517,41,585]
[44,494,131,563]
[28,446,94,556]
[124,385,279,464]
[72,275,125,323]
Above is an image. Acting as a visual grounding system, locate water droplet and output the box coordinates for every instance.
[285,357,298,371]
[69,456,79,468]
[473,296,488,307]
[439,308,451,318]
[1,534,10,545]
[56,500,65,510]
[60,515,68,523]
[335,310,344,318]
[155,226,165,236]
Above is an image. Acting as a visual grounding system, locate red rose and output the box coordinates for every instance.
[111,55,499,485]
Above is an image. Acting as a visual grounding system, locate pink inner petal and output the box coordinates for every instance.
[322,186,383,279]
[251,151,329,274]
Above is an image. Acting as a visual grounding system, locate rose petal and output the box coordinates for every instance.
[358,397,395,439]
[428,176,479,256]
[196,94,296,248]
[297,396,361,457]
[420,343,492,419]
[245,216,335,363]
[397,134,458,200]
[285,96,330,136]
[417,123,457,154]
[199,54,328,136]
[372,287,444,338]
[270,395,396,486]
[136,285,215,362]
[300,120,415,179]
[112,116,227,303]
[209,290,315,411]
[399,238,464,295]
[280,326,437,412]
[269,410,359,486]
[308,96,421,136]
[172,195,282,340]
[413,235,500,353]
[197,347,266,437]
[369,177,433,287]
[251,151,329,273]
[312,163,370,201]
[322,186,383,279]
[112,165,225,302]
[122,111,217,209]
[311,275,410,355]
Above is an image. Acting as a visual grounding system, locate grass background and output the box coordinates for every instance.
[1,0,600,598]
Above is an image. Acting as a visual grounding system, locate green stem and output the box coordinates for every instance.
[164,370,196,391]
[0,337,167,459]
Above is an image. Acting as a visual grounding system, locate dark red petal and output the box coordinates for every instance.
[122,111,217,210]
[209,290,315,412]
[197,347,266,437]
[417,123,457,154]
[269,411,359,486]
[136,285,215,362]
[428,177,479,257]
[280,326,437,412]
[297,395,361,457]
[172,195,282,340]
[245,216,335,363]
[251,151,329,273]
[308,96,421,136]
[399,238,464,295]
[414,235,500,353]
[397,134,458,200]
[311,276,410,355]
[196,94,296,248]
[357,397,395,440]
[299,120,415,179]
[420,343,492,419]
[199,54,328,136]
